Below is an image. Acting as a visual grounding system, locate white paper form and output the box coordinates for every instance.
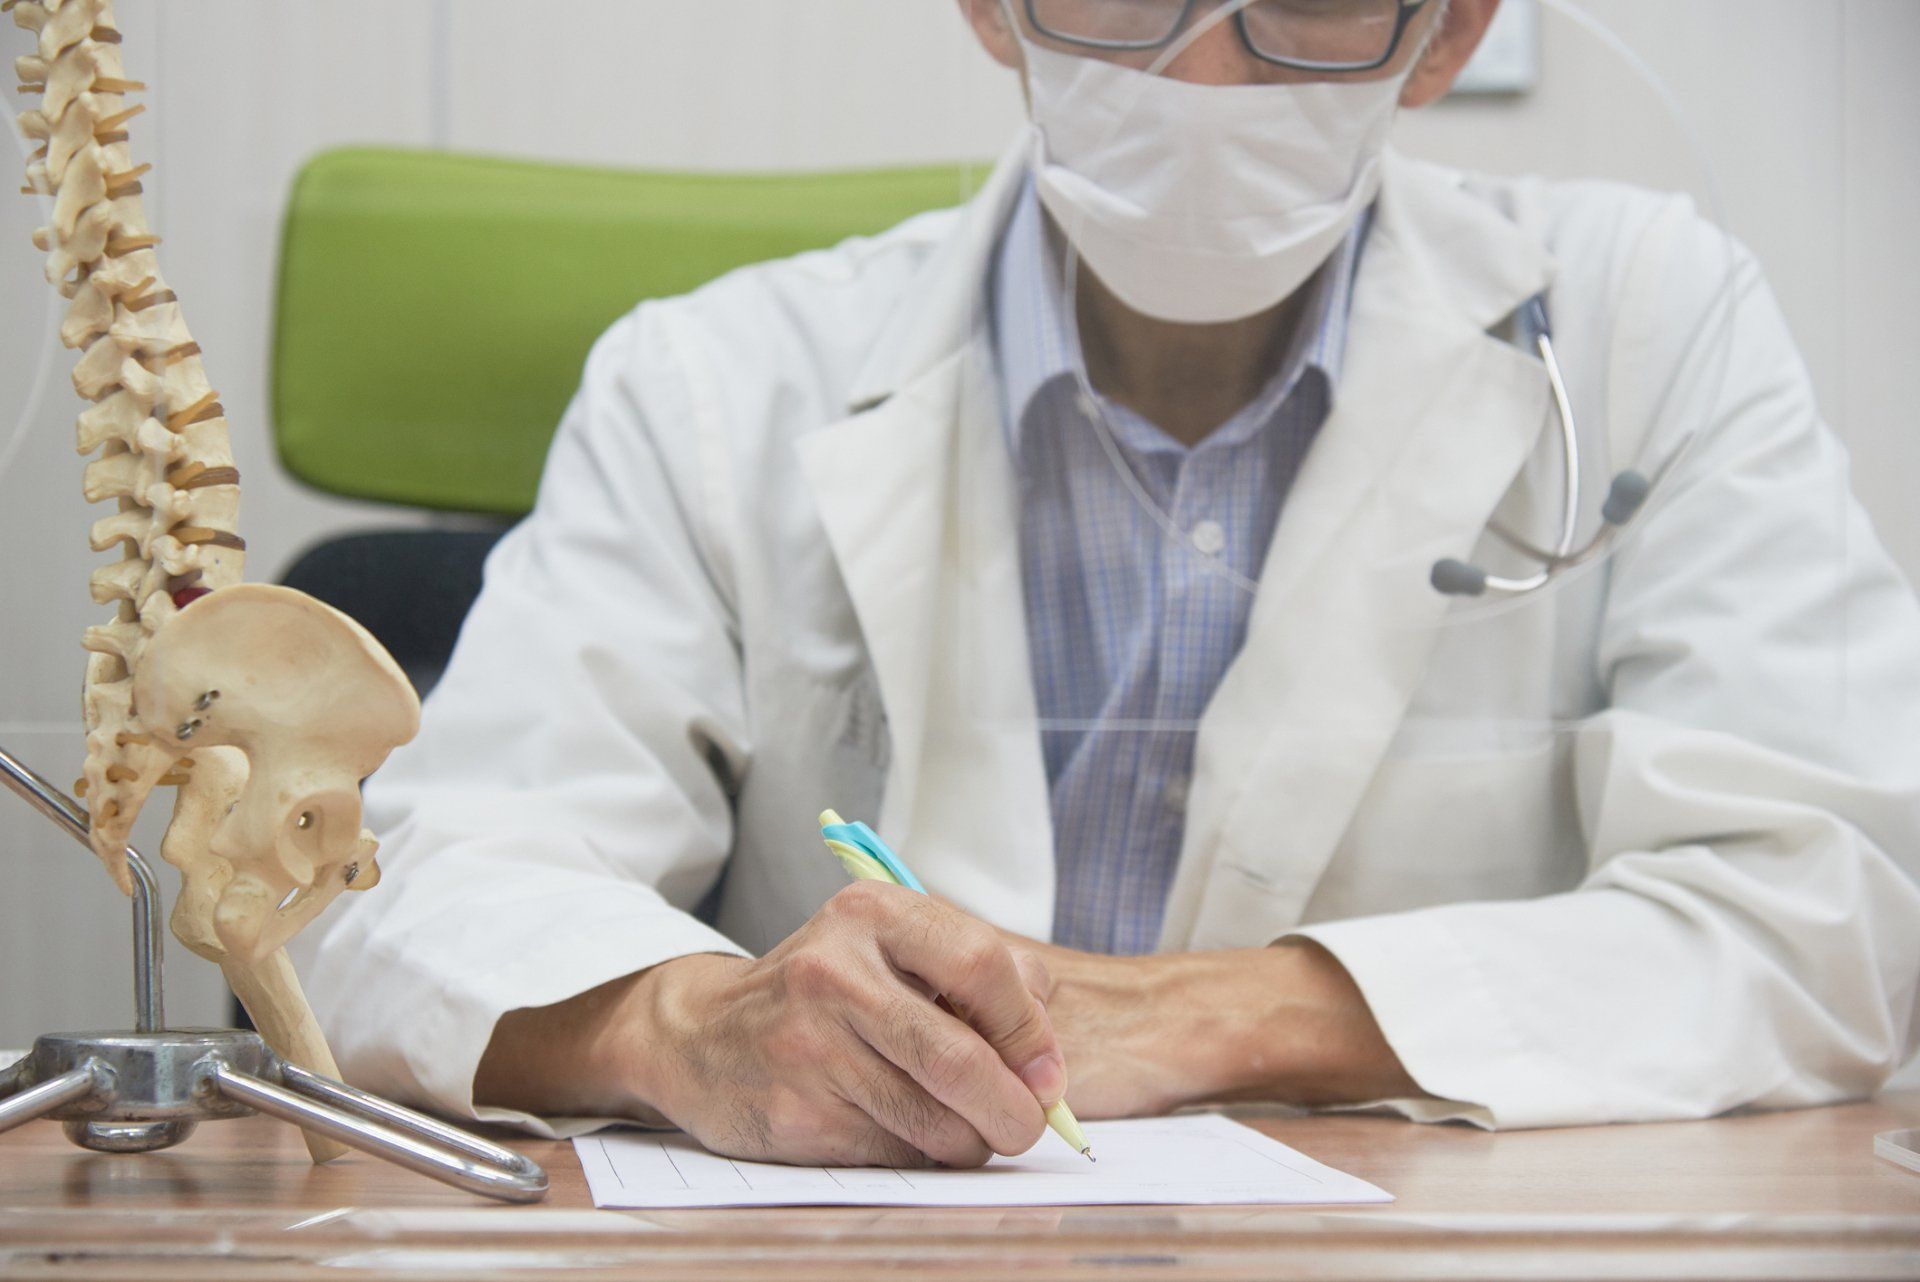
[575,1114,1392,1209]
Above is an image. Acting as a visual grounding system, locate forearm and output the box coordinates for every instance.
[473,957,725,1124]
[1040,938,1421,1115]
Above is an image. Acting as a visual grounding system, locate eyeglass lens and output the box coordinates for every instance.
[1028,0,1407,68]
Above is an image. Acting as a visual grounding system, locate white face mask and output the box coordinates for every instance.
[1013,20,1420,325]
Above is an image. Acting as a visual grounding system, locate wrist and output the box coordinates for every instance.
[615,952,746,1124]
[1137,951,1276,1106]
[1050,951,1222,1116]
[1213,939,1418,1106]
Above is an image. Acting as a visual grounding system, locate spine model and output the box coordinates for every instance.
[11,0,241,889]
[11,0,423,1167]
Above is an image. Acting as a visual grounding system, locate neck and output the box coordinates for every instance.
[1067,232,1311,450]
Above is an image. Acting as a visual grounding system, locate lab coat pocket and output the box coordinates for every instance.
[1299,734,1582,925]
[1182,731,1579,949]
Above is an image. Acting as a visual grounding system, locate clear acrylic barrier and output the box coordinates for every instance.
[938,0,1865,954]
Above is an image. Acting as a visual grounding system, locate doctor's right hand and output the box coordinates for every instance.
[619,882,1065,1168]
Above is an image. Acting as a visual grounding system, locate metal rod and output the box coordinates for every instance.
[127,846,163,1032]
[280,1063,537,1173]
[208,1063,548,1204]
[0,740,165,1031]
[0,740,91,838]
[0,1066,102,1137]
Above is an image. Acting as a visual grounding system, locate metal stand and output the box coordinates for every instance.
[0,742,547,1203]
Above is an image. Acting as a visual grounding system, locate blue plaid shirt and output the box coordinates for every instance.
[990,181,1366,954]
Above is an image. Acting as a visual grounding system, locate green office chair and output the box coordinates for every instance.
[272,147,984,692]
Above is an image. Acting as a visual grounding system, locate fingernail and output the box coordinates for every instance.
[1019,1054,1067,1105]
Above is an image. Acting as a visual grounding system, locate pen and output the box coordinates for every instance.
[818,809,1095,1162]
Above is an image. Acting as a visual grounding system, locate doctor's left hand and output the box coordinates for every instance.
[996,932,1420,1119]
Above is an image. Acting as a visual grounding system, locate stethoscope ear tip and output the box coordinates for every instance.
[1602,471,1651,527]
[1431,558,1489,598]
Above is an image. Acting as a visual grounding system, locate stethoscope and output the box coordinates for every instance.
[1429,297,1653,599]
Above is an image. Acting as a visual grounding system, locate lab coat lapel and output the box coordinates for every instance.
[795,140,1056,938]
[796,366,951,859]
[1161,155,1557,950]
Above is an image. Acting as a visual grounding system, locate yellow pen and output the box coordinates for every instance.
[819,809,1094,1162]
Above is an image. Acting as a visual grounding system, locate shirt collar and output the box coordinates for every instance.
[990,177,1369,457]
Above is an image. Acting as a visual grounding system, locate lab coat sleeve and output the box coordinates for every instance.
[307,305,754,1137]
[1294,212,1920,1128]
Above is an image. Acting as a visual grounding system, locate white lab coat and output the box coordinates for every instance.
[308,141,1920,1136]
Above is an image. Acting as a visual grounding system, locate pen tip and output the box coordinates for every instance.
[1083,1149,1095,1163]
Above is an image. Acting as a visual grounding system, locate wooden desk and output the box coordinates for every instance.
[2,1093,1917,1280]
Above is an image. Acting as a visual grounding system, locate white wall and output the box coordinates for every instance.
[2,1,1914,1046]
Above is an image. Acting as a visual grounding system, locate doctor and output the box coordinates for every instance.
[310,0,1920,1169]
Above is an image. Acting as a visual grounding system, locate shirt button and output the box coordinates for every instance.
[1164,774,1190,813]
[1191,520,1227,556]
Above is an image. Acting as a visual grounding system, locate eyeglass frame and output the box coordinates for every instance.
[1021,0,1433,74]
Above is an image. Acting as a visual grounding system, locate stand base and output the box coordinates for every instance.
[0,1030,546,1203]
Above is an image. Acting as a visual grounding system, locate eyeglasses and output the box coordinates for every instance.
[1023,0,1431,74]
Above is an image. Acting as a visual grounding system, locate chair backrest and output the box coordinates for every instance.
[272,147,985,516]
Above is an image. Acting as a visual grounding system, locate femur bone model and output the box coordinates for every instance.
[10,0,421,1161]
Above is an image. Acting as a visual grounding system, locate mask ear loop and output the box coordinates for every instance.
[1530,0,1733,552]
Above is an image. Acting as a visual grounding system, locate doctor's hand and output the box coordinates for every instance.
[993,932,1419,1120]
[477,882,1068,1168]
[634,883,1065,1167]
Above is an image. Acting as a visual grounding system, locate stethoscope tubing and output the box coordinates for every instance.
[1430,297,1651,600]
